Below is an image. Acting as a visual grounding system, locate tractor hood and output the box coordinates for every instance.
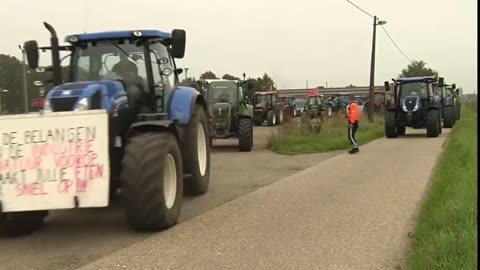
[45,80,128,113]
[402,95,421,112]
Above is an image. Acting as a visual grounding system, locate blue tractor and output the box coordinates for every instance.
[4,22,211,235]
[384,76,443,138]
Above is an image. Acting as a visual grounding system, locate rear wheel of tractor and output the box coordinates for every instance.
[238,118,253,152]
[267,110,275,126]
[121,132,183,231]
[0,210,48,236]
[442,106,454,128]
[183,105,210,196]
[426,109,440,138]
[384,111,398,138]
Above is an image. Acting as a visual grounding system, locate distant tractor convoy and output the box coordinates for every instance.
[0,22,463,237]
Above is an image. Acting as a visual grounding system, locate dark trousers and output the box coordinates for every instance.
[348,120,359,149]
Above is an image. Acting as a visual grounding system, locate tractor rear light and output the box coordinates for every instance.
[132,30,143,37]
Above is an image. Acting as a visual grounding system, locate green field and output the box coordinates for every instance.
[267,114,385,155]
[404,102,478,270]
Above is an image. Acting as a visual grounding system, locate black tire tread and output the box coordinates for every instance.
[121,132,183,231]
[385,111,398,138]
[0,211,48,236]
[443,106,454,128]
[238,118,253,152]
[426,109,440,138]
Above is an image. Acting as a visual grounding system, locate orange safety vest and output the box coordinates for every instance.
[347,102,359,123]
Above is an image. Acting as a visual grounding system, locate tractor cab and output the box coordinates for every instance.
[24,24,186,118]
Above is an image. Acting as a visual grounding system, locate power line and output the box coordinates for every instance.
[344,0,374,18]
[380,25,412,63]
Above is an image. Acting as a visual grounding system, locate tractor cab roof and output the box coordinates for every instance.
[65,30,172,43]
[396,76,435,83]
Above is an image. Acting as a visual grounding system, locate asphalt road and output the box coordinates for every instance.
[0,125,342,270]
[77,128,450,270]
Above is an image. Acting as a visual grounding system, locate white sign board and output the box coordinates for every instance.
[0,110,110,212]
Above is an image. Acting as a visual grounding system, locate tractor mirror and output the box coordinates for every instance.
[384,81,390,92]
[451,83,456,90]
[171,29,186,59]
[175,68,183,76]
[24,40,39,69]
[438,77,444,86]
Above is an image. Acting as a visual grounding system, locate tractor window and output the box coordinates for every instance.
[76,55,91,81]
[400,82,428,99]
[207,81,237,104]
[148,42,174,88]
[73,41,147,84]
[238,86,244,101]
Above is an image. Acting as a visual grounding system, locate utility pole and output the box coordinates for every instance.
[306,80,309,89]
[18,45,29,113]
[326,81,328,88]
[368,16,386,123]
[184,67,189,82]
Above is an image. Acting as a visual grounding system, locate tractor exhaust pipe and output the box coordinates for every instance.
[43,22,63,86]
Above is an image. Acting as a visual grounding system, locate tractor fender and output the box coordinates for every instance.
[167,86,207,126]
[127,120,178,138]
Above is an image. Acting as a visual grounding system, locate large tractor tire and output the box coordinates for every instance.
[384,111,398,138]
[0,210,48,236]
[276,109,283,125]
[121,132,183,231]
[238,118,253,152]
[183,105,210,196]
[443,106,454,128]
[267,110,276,126]
[426,109,440,138]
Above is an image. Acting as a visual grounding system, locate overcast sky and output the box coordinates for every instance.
[1,0,477,93]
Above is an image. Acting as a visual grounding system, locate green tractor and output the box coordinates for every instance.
[203,79,254,151]
[303,94,327,119]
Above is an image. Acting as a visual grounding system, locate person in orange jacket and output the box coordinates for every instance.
[345,96,360,154]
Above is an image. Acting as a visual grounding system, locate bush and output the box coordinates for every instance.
[268,114,384,155]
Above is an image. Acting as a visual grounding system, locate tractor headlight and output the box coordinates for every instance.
[74,97,89,111]
[413,103,419,111]
[402,104,408,111]
[44,100,52,112]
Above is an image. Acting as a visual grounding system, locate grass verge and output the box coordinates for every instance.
[267,114,385,155]
[404,102,477,270]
